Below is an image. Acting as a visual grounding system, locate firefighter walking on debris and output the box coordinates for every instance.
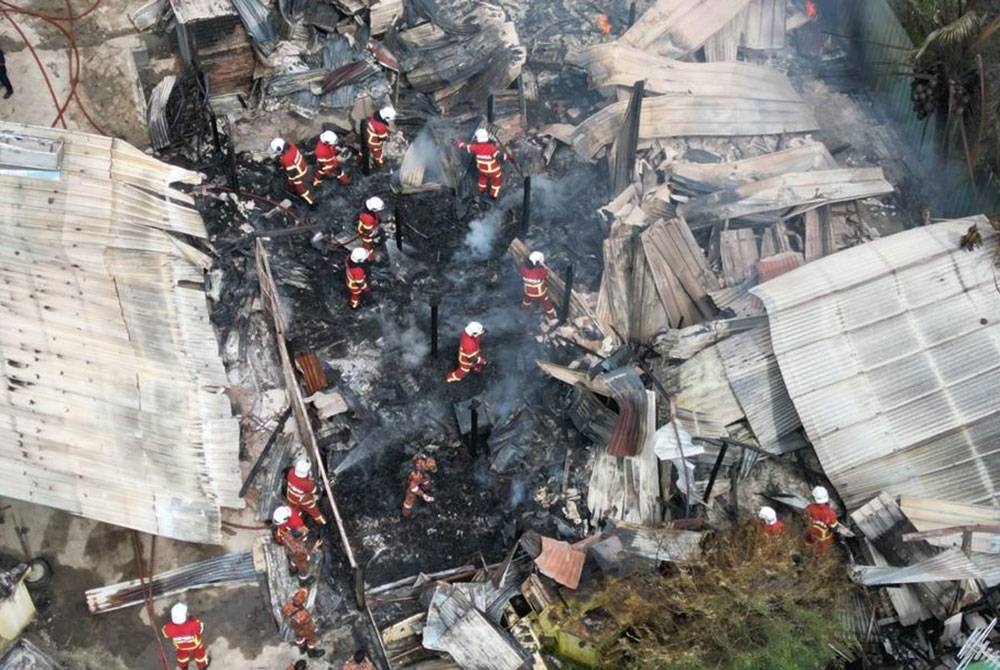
[162,602,210,670]
[445,321,487,383]
[282,588,325,658]
[312,131,351,187]
[402,453,437,518]
[273,505,322,585]
[286,457,327,525]
[271,138,315,206]
[365,105,396,168]
[804,486,839,555]
[520,251,558,321]
[453,128,508,200]
[345,247,373,310]
[357,196,385,251]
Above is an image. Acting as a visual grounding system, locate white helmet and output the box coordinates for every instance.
[474,128,490,143]
[350,247,370,263]
[757,506,777,525]
[812,486,829,504]
[319,130,338,145]
[272,505,292,524]
[170,602,188,625]
[365,196,385,212]
[294,458,311,478]
[379,105,396,122]
[528,251,545,266]
[269,138,286,154]
[465,321,485,337]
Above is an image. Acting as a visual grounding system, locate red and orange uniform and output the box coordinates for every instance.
[357,209,382,250]
[279,143,314,205]
[804,502,839,554]
[286,469,327,525]
[760,519,785,537]
[162,616,209,670]
[401,455,436,518]
[365,114,390,166]
[454,139,507,199]
[519,262,557,319]
[345,251,371,309]
[445,331,486,382]
[313,141,350,186]
[281,589,320,651]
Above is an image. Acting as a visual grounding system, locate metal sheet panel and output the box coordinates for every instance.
[0,123,241,544]
[754,218,1000,509]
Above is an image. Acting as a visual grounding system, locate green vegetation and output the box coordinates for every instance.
[583,523,858,670]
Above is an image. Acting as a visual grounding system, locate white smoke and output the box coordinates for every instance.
[462,208,504,259]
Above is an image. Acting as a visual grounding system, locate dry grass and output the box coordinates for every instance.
[595,521,859,670]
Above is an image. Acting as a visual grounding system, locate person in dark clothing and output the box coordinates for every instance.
[0,49,12,99]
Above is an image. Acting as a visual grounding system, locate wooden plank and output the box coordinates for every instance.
[0,132,63,170]
[622,0,754,58]
[760,221,791,257]
[720,229,759,286]
[369,0,402,34]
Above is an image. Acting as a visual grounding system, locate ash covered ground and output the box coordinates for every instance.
[196,122,612,591]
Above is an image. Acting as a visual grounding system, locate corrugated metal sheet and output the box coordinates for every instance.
[0,639,61,670]
[853,548,983,585]
[900,496,1000,554]
[742,0,785,50]
[716,326,802,454]
[0,122,242,544]
[754,218,1000,509]
[534,536,586,589]
[170,0,235,23]
[756,251,803,283]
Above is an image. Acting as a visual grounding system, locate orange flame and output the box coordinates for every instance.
[596,13,613,35]
[806,0,817,19]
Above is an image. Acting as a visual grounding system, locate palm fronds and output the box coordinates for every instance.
[915,10,982,62]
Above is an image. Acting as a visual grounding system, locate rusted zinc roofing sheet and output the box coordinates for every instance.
[0,122,241,544]
[534,536,586,589]
[754,217,1000,509]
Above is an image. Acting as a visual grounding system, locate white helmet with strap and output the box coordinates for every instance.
[272,505,292,524]
[528,251,545,266]
[757,506,777,525]
[465,321,485,337]
[474,128,490,143]
[811,486,829,504]
[269,138,285,154]
[170,602,188,625]
[294,458,311,478]
[350,247,370,263]
[319,130,338,145]
[379,105,396,122]
[365,196,385,212]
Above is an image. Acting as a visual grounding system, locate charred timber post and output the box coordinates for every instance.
[559,264,574,325]
[487,93,496,124]
[360,120,371,176]
[611,80,644,194]
[226,137,239,192]
[469,402,480,458]
[209,114,222,154]
[239,405,293,498]
[628,1,637,26]
[394,204,403,251]
[521,176,532,234]
[703,440,729,508]
[430,302,439,357]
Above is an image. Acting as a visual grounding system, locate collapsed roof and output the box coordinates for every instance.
[0,122,242,544]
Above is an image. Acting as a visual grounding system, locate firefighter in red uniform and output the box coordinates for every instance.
[312,130,351,187]
[345,247,372,309]
[272,505,321,585]
[357,196,385,251]
[341,649,376,670]
[365,105,396,168]
[162,602,210,670]
[270,138,315,205]
[445,321,487,383]
[453,128,508,200]
[804,486,839,555]
[286,457,327,525]
[281,588,325,658]
[401,453,437,518]
[757,506,785,537]
[520,250,558,321]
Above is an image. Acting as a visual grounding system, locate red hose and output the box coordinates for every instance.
[221,520,270,531]
[131,531,171,670]
[0,0,107,134]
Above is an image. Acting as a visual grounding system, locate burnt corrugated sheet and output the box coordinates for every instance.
[597,366,648,458]
[0,639,62,670]
[754,218,1000,509]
